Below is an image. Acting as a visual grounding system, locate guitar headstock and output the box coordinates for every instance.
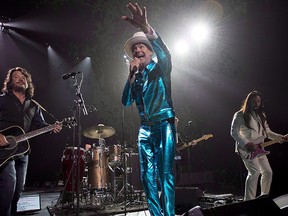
[202,134,213,140]
[61,117,77,128]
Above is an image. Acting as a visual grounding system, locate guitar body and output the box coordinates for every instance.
[238,146,270,160]
[250,145,270,159]
[0,117,76,167]
[0,126,30,167]
[237,136,285,160]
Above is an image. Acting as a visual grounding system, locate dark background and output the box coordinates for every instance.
[1,0,288,198]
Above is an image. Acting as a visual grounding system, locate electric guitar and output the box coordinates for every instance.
[176,134,213,152]
[239,137,286,160]
[0,117,76,167]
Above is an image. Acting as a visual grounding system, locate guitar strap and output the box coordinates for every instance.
[31,99,47,113]
[23,100,35,132]
[31,99,58,121]
[23,100,31,112]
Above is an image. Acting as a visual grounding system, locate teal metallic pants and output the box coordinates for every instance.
[138,118,176,216]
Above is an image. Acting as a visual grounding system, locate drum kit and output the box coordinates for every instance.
[60,124,144,208]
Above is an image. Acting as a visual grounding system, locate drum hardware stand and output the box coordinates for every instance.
[119,148,147,208]
[107,146,124,203]
[111,141,127,211]
[98,137,107,191]
[113,142,143,211]
[107,164,117,202]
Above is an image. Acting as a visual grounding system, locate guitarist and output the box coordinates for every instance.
[230,91,288,201]
[0,67,62,216]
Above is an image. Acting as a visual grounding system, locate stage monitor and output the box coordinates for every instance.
[17,193,41,213]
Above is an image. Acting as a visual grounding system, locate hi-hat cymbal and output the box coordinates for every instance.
[83,124,116,139]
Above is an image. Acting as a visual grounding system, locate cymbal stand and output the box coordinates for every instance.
[98,137,106,192]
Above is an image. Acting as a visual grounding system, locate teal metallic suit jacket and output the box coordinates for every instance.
[121,33,175,123]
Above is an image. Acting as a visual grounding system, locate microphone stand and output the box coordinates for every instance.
[71,73,88,215]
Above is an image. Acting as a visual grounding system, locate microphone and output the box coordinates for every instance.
[62,71,81,80]
[129,66,138,79]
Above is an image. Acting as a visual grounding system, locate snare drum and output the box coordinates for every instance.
[88,146,110,189]
[61,147,86,192]
[109,144,122,166]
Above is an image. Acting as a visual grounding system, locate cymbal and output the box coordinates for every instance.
[83,124,115,139]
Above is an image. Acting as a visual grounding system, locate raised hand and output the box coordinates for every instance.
[121,2,152,34]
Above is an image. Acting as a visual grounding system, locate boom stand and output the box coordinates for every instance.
[74,75,88,215]
[55,74,88,215]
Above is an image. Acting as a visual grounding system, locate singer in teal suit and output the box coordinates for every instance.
[121,3,176,216]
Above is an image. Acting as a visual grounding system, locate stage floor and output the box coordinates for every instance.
[16,187,150,216]
[15,187,243,216]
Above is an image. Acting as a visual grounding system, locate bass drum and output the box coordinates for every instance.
[61,147,86,192]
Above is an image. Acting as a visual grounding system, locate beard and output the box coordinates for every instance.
[253,106,261,114]
[13,85,27,93]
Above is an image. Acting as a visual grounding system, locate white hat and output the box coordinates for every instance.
[124,31,154,59]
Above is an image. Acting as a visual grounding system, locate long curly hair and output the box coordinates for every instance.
[240,90,266,130]
[2,67,35,98]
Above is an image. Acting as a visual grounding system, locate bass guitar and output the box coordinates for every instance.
[176,134,213,152]
[0,117,76,167]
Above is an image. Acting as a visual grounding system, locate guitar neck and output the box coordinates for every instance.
[16,124,56,143]
[260,138,283,148]
[177,142,191,151]
[194,137,206,143]
[177,138,203,151]
[176,134,213,152]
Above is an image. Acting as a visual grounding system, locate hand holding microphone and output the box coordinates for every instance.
[130,66,138,79]
[128,58,141,84]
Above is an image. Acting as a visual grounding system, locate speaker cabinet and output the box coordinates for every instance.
[201,196,280,216]
[175,187,203,215]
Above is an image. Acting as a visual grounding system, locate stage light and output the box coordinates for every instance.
[1,16,11,34]
[174,39,189,55]
[190,22,210,44]
[1,23,10,33]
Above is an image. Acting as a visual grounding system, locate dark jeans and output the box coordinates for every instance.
[0,155,28,216]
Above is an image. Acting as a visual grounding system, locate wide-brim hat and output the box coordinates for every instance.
[124,31,155,59]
